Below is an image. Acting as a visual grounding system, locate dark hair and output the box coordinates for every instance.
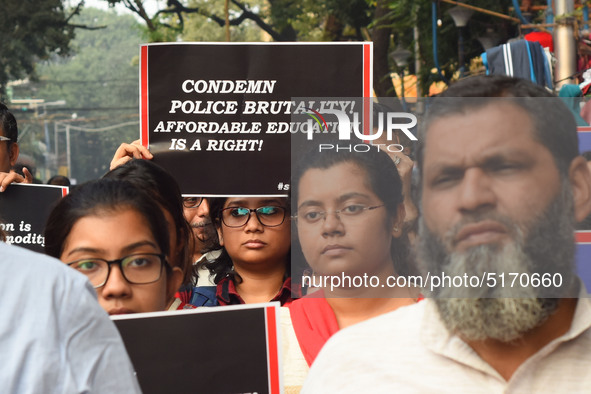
[203,196,290,284]
[291,147,414,277]
[48,175,71,186]
[44,178,170,260]
[417,75,579,181]
[0,103,18,144]
[103,159,193,285]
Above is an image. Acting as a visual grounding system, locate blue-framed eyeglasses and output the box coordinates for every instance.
[221,206,287,228]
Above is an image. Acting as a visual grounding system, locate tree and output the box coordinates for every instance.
[382,0,519,94]
[13,7,142,183]
[99,0,532,101]
[103,0,296,41]
[0,0,80,99]
[34,8,140,113]
[180,0,265,41]
[101,0,396,96]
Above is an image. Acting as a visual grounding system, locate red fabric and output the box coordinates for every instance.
[525,31,553,52]
[176,300,196,309]
[288,294,339,366]
[175,288,191,304]
[216,276,300,306]
[289,293,424,366]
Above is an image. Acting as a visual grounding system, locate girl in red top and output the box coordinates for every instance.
[288,147,420,365]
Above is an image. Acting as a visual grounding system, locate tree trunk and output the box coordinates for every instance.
[372,0,398,101]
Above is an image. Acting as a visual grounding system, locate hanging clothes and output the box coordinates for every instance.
[482,39,553,89]
[525,31,554,52]
[558,84,589,126]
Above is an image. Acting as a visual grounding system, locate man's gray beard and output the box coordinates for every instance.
[417,182,577,342]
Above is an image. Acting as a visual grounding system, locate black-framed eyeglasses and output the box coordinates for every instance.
[67,253,168,289]
[183,196,204,208]
[221,206,287,228]
[292,204,385,225]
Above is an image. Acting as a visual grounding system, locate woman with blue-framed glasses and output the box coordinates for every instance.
[196,196,298,306]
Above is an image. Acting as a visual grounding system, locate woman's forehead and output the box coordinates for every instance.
[297,163,379,207]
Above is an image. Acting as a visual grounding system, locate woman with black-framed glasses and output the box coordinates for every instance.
[44,179,189,315]
[195,196,298,306]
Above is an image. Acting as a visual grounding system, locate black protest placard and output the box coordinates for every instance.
[140,42,372,196]
[0,184,67,253]
[112,303,281,394]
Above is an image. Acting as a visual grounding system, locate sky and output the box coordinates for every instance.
[67,0,161,18]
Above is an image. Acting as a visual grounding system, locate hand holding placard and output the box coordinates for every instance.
[0,184,67,253]
[0,168,33,192]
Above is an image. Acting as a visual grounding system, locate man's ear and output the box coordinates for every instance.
[391,203,406,238]
[166,266,184,301]
[8,143,18,167]
[569,156,591,223]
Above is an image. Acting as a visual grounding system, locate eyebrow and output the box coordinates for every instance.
[259,198,286,206]
[429,151,531,175]
[297,200,322,210]
[226,198,286,206]
[298,192,372,211]
[65,247,105,258]
[65,241,159,258]
[336,192,372,204]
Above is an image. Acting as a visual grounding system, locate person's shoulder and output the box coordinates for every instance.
[316,301,426,362]
[334,300,425,341]
[0,242,87,290]
[2,242,65,268]
[302,302,429,393]
[0,244,141,393]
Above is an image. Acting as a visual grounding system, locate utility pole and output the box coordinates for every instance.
[554,0,576,89]
[413,1,421,99]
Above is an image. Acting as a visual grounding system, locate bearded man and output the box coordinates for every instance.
[302,76,591,392]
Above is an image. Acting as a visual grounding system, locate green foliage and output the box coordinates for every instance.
[87,0,532,100]
[181,0,264,41]
[0,0,75,99]
[143,21,184,43]
[37,8,140,109]
[99,0,373,42]
[383,0,518,93]
[13,7,142,183]
[326,0,372,32]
